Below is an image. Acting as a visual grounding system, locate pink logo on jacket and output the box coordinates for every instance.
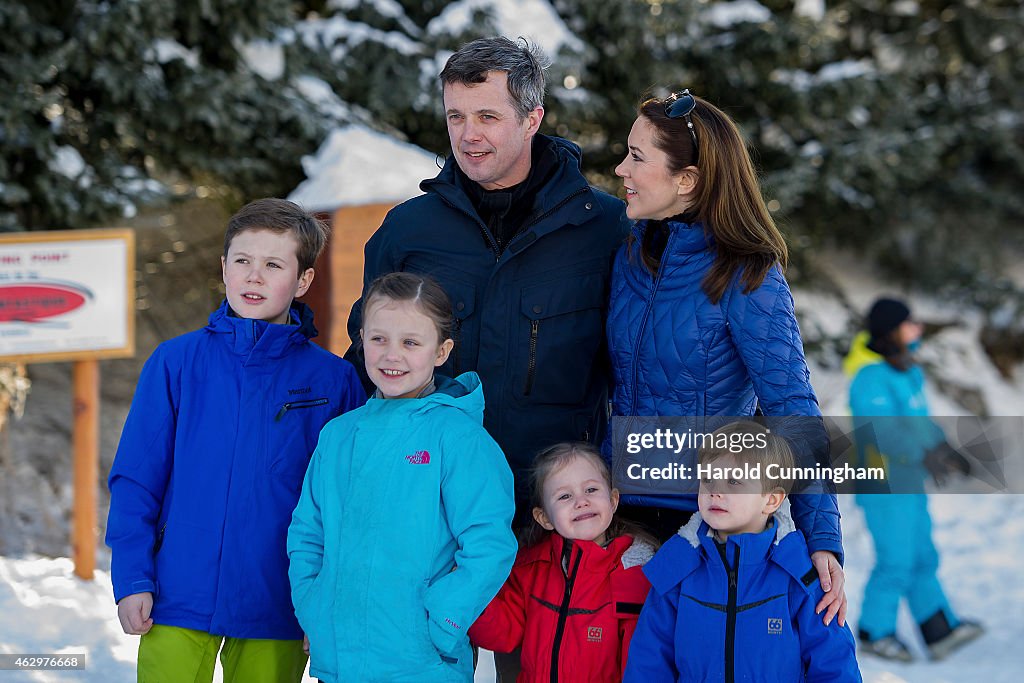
[406,450,431,465]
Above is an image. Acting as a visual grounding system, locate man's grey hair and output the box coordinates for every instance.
[439,36,550,121]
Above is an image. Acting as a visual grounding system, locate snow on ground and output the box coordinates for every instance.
[842,493,1024,682]
[1,492,1020,681]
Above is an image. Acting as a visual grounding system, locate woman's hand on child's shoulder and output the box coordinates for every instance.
[811,551,848,627]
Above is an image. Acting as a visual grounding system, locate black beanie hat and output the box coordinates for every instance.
[867,298,911,341]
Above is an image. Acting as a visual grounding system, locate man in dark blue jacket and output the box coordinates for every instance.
[345,37,630,513]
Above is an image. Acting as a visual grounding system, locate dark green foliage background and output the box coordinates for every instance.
[2,0,1022,293]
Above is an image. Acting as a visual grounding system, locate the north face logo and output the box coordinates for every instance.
[406,451,430,464]
[587,626,602,642]
[767,617,783,635]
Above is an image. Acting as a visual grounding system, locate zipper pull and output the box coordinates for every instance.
[275,404,289,421]
[729,545,740,588]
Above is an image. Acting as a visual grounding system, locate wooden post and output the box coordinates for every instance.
[325,203,393,356]
[71,359,99,580]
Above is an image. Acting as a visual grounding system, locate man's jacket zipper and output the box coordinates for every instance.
[524,320,539,395]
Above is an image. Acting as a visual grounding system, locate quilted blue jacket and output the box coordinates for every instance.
[624,504,861,682]
[605,219,842,559]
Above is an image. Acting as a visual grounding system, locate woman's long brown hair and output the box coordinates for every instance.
[631,95,788,305]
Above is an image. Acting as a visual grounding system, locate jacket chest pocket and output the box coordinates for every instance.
[517,274,606,405]
[441,280,476,378]
[269,397,333,491]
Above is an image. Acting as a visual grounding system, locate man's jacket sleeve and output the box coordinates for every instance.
[105,346,178,603]
[422,426,517,659]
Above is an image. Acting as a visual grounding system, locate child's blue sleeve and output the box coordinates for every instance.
[105,346,178,603]
[421,424,517,660]
[287,432,328,627]
[793,582,862,682]
[623,584,680,682]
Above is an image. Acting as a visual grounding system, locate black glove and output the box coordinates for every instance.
[923,442,972,487]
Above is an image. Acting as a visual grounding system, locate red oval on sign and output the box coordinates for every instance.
[0,284,89,322]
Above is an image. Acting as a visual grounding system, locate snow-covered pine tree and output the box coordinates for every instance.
[551,0,1024,289]
[0,0,328,231]
[291,0,586,159]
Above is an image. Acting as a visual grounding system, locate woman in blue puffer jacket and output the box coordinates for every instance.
[605,89,847,624]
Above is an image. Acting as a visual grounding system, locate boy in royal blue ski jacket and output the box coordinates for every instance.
[106,198,364,683]
[625,422,861,683]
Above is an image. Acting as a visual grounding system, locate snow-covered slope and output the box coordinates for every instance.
[1,492,1020,681]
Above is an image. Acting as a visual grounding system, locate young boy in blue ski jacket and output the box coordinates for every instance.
[625,422,861,683]
[106,198,364,683]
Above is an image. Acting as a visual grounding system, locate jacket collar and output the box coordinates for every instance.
[842,330,884,378]
[678,498,797,561]
[360,371,485,424]
[645,499,802,594]
[206,300,316,359]
[519,532,642,573]
[421,134,597,237]
[630,217,714,259]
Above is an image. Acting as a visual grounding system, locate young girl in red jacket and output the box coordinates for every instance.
[469,442,657,682]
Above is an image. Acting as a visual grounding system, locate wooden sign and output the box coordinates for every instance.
[0,229,135,363]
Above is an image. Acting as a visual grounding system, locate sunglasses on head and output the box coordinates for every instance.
[664,89,699,162]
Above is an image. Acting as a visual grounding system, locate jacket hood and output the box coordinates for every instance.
[519,531,653,574]
[363,371,486,423]
[645,499,814,595]
[842,330,883,378]
[678,498,797,553]
[206,300,317,358]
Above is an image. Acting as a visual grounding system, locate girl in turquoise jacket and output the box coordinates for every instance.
[287,272,517,682]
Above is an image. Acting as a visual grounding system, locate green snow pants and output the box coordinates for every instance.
[137,624,307,683]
